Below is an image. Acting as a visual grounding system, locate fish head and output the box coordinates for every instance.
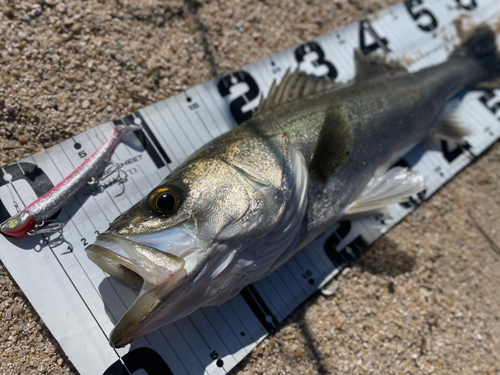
[86,133,309,347]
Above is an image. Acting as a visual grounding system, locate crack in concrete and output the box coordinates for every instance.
[185,0,219,77]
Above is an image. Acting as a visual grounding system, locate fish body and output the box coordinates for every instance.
[0,123,138,237]
[85,26,500,347]
[235,56,479,247]
[292,55,481,246]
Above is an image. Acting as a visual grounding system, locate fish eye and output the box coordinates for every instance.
[148,186,182,215]
[157,193,176,211]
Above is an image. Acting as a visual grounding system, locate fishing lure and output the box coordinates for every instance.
[0,123,139,238]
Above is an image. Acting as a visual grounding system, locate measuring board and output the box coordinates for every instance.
[2,1,500,374]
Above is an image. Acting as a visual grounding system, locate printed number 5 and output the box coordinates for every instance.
[405,0,438,32]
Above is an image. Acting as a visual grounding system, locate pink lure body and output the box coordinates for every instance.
[1,124,136,237]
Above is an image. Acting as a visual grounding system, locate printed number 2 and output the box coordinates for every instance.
[217,71,260,124]
[405,0,438,32]
[441,140,471,163]
[359,20,390,55]
[294,41,338,80]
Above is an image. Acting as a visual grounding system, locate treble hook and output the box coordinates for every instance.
[27,220,65,236]
[88,162,127,188]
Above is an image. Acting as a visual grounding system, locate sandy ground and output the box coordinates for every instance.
[1,0,500,374]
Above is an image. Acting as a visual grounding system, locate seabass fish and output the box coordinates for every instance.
[86,26,500,347]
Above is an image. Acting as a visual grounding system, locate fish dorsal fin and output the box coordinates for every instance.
[308,105,351,183]
[344,167,426,215]
[259,68,341,112]
[354,50,406,81]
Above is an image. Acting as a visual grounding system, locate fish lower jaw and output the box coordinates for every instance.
[85,241,190,347]
[109,267,189,348]
[85,232,196,347]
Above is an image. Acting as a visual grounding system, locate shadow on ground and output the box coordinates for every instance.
[355,236,416,277]
[229,234,416,374]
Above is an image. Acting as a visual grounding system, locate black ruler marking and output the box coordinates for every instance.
[240,285,279,333]
[114,112,171,169]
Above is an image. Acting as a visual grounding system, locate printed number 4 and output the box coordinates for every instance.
[359,20,390,55]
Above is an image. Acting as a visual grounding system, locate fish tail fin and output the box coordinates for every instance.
[452,24,500,86]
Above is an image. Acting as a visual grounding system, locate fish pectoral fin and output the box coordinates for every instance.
[344,167,426,215]
[308,105,351,183]
[354,49,406,81]
[432,98,471,141]
[258,68,341,113]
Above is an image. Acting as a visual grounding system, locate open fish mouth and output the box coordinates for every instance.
[85,230,197,347]
[86,232,187,288]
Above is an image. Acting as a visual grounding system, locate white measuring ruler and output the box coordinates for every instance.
[2,0,500,374]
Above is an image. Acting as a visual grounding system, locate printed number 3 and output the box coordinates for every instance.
[294,41,338,80]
